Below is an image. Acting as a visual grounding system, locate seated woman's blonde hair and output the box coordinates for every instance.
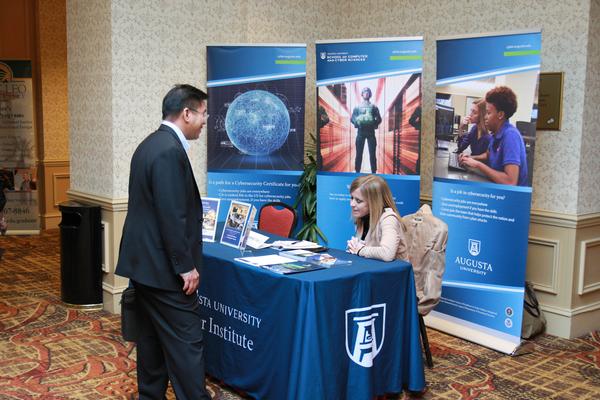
[350,175,399,243]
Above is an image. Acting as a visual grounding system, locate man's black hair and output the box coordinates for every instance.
[162,84,208,120]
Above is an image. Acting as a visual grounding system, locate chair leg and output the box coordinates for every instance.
[419,314,433,368]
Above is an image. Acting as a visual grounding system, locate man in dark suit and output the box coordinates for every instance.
[116,84,210,400]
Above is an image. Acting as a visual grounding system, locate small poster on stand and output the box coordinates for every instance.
[201,197,220,242]
[238,206,257,252]
[220,200,255,249]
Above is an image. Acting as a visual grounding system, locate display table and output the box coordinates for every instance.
[198,239,425,399]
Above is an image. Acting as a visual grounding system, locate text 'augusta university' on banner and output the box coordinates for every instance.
[429,30,541,354]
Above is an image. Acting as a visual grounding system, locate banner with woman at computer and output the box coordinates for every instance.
[429,31,541,354]
[315,37,423,249]
[206,45,306,222]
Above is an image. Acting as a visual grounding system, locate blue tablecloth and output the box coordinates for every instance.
[198,241,425,399]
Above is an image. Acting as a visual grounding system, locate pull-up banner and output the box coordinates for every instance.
[0,60,40,235]
[315,38,423,249]
[206,45,306,222]
[428,31,541,354]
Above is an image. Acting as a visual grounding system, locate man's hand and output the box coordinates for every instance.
[180,269,199,295]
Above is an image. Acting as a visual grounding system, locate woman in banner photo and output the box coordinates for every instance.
[459,86,528,186]
[346,175,408,262]
[455,98,490,156]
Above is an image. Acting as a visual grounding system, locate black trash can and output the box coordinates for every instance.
[59,201,103,309]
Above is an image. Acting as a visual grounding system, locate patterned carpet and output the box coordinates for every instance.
[1,232,599,399]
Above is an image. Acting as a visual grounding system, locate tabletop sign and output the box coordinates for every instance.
[201,197,221,242]
[536,72,563,131]
[220,200,255,249]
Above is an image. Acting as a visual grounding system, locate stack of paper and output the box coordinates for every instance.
[271,240,322,250]
[245,231,272,249]
[279,250,353,267]
[234,254,295,267]
[234,254,327,275]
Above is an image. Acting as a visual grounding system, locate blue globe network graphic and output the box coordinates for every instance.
[225,90,290,156]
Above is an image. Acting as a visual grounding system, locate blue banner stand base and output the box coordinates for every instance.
[424,310,530,355]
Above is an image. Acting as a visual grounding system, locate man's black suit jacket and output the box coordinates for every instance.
[116,124,203,291]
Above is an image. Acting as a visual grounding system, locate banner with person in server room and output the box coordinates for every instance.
[315,37,423,249]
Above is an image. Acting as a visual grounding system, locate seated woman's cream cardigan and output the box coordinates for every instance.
[355,208,408,262]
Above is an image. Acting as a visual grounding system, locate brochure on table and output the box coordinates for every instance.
[246,231,271,249]
[201,197,221,242]
[220,200,256,249]
[234,254,327,275]
[271,240,323,250]
[279,249,352,266]
[262,262,327,275]
[234,254,295,267]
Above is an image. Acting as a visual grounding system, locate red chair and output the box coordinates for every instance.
[258,202,297,238]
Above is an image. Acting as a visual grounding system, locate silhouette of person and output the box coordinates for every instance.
[409,106,421,131]
[351,87,382,173]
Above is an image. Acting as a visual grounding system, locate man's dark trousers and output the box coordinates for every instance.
[134,282,210,400]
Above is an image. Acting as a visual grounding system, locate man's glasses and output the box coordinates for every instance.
[188,108,209,118]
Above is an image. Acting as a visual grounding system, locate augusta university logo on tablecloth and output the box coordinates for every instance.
[345,303,386,367]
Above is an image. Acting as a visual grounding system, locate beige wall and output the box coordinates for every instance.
[65,0,600,335]
[37,0,70,228]
[37,0,69,161]
[66,0,113,198]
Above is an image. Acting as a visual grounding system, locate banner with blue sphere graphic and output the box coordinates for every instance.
[207,45,306,224]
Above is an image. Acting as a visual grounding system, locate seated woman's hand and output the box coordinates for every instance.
[347,237,365,255]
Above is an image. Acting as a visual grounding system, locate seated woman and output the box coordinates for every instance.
[346,175,408,261]
[459,86,529,186]
[456,98,490,156]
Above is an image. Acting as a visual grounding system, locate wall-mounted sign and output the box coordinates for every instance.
[536,72,563,131]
